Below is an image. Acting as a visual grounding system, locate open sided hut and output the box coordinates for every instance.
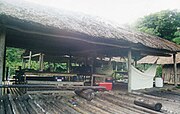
[138,54,180,84]
[1,0,180,93]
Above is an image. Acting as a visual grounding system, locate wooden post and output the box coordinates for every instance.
[5,67,9,81]
[173,54,177,86]
[28,51,32,69]
[134,57,137,68]
[39,53,44,71]
[0,29,6,95]
[91,57,95,86]
[22,58,25,69]
[128,49,132,92]
[67,59,70,73]
[2,46,6,82]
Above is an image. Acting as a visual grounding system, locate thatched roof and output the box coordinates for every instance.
[0,0,180,57]
[138,53,180,64]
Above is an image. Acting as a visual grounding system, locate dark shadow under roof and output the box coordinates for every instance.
[0,0,180,57]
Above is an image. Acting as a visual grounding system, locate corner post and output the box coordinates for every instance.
[173,53,177,86]
[128,49,132,92]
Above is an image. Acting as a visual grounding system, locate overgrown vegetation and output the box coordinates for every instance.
[134,9,180,77]
[135,10,180,43]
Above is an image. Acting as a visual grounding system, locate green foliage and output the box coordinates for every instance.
[6,47,68,76]
[156,65,162,77]
[135,10,180,77]
[172,37,180,44]
[6,47,25,75]
[135,10,180,41]
[172,31,180,44]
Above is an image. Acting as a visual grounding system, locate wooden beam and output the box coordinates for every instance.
[128,49,132,92]
[173,54,177,86]
[0,29,6,95]
[23,53,41,59]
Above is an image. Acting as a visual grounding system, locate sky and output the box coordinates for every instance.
[25,0,180,25]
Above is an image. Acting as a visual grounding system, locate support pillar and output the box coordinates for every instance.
[0,29,6,95]
[91,57,95,86]
[2,46,6,82]
[134,57,137,68]
[173,54,177,86]
[22,58,25,69]
[28,51,32,69]
[128,49,132,92]
[39,53,44,71]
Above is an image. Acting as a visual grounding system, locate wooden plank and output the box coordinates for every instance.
[8,94,20,114]
[27,90,73,94]
[0,85,106,92]
[4,95,13,114]
[23,53,41,59]
[24,72,77,77]
[0,99,5,114]
[27,81,84,86]
[0,29,5,95]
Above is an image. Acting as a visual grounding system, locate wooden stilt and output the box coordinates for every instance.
[2,46,6,82]
[39,53,44,71]
[173,53,177,86]
[22,58,25,69]
[128,49,132,92]
[0,29,6,95]
[28,51,32,69]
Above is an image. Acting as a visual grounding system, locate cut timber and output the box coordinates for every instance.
[75,89,95,101]
[0,84,106,91]
[134,98,162,111]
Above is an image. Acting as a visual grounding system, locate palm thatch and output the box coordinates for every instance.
[138,53,180,64]
[0,0,180,54]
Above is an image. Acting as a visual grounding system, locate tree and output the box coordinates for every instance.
[135,10,180,41]
[134,10,180,77]
[172,29,180,44]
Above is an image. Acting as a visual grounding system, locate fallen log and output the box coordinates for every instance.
[75,89,95,101]
[134,98,162,111]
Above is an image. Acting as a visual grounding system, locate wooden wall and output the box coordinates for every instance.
[162,64,180,84]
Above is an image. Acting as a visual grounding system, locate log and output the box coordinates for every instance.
[75,89,95,101]
[134,98,162,111]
